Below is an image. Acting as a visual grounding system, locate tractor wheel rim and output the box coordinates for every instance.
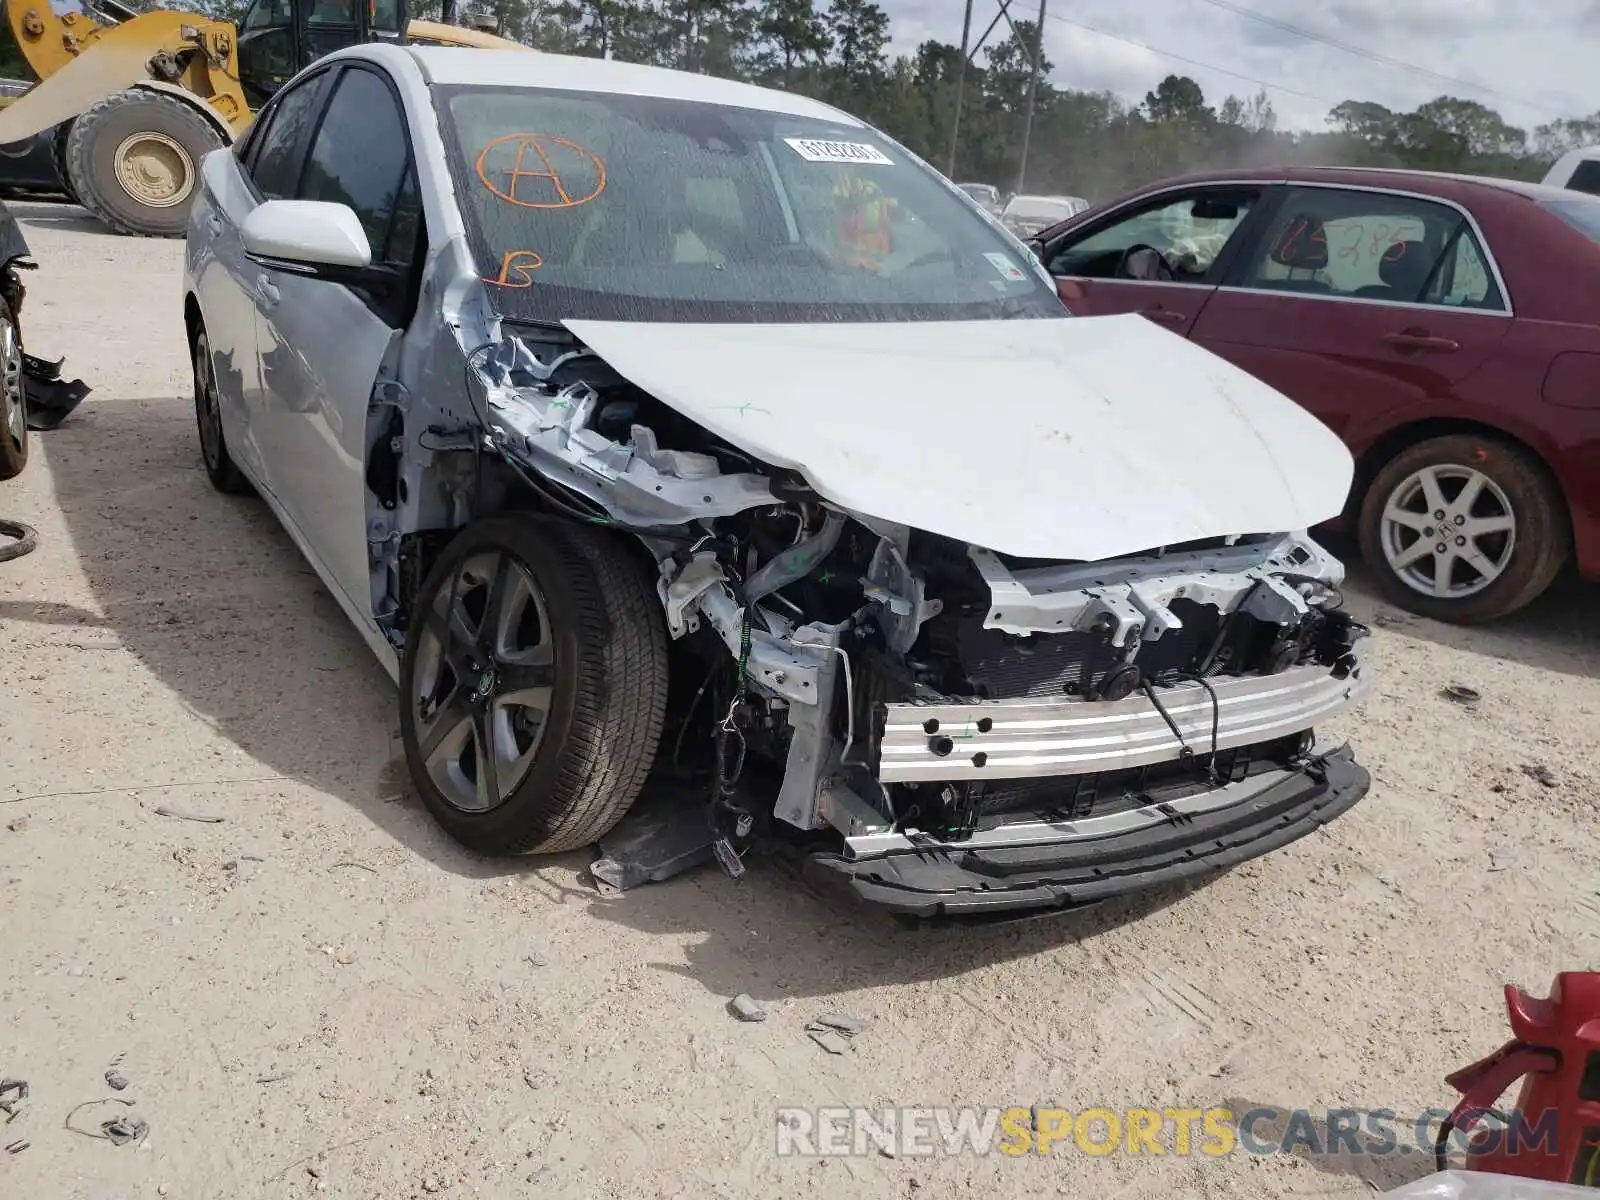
[114,131,195,209]
[1379,463,1517,600]
[411,550,556,814]
[1,315,22,449]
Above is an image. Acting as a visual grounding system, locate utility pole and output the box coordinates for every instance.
[1014,0,1047,195]
[946,0,975,177]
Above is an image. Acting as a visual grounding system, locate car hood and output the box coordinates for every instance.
[562,314,1354,562]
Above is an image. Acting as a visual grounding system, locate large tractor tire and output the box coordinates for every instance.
[64,89,225,237]
[51,122,77,205]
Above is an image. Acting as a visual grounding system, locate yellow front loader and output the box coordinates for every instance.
[0,0,525,237]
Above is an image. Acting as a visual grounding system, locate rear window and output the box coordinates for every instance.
[1543,198,1600,242]
[1566,160,1600,196]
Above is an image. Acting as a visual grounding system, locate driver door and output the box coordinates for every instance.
[1039,185,1268,336]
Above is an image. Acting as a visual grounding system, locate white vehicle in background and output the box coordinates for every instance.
[1542,146,1600,195]
[956,181,1003,214]
[181,43,1373,918]
[1000,193,1089,237]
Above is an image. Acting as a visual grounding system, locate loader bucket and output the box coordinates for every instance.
[0,11,211,145]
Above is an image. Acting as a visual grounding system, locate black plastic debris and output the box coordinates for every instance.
[0,1079,26,1123]
[1442,684,1481,706]
[805,1013,870,1054]
[22,354,90,431]
[101,1115,147,1146]
[590,790,715,891]
[812,1013,870,1037]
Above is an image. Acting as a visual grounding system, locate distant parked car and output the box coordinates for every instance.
[956,181,1002,213]
[1027,165,1600,622]
[0,79,66,198]
[1543,146,1600,196]
[1000,193,1087,237]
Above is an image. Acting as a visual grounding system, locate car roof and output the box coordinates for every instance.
[402,45,859,124]
[1125,164,1591,206]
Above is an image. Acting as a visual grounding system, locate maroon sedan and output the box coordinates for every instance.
[1026,166,1600,623]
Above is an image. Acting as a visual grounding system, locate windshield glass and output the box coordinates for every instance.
[435,84,1063,323]
[1542,198,1600,242]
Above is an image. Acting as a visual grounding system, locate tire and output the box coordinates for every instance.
[64,89,224,237]
[0,296,27,481]
[191,325,249,494]
[1357,433,1568,623]
[51,121,78,205]
[399,516,669,856]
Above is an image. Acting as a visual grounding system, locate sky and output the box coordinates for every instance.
[879,0,1600,133]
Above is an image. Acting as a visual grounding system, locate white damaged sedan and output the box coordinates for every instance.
[182,43,1373,918]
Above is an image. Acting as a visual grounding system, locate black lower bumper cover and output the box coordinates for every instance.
[804,746,1371,919]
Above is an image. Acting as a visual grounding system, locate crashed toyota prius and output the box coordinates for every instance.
[182,44,1374,917]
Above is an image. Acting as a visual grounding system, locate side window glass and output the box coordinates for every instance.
[247,74,328,200]
[1242,187,1500,308]
[1047,191,1255,282]
[1424,227,1504,310]
[297,68,414,267]
[236,0,297,107]
[371,0,403,32]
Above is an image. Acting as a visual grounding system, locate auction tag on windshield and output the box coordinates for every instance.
[784,137,893,165]
[984,251,1028,282]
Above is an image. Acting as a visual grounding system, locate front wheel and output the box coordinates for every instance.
[0,296,26,480]
[399,517,668,856]
[192,327,250,494]
[1357,434,1569,623]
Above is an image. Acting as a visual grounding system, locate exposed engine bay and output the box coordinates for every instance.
[371,315,1373,916]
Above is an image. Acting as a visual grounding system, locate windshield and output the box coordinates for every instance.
[435,84,1064,324]
[1542,198,1600,242]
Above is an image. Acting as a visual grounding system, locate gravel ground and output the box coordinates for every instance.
[2,202,1600,1199]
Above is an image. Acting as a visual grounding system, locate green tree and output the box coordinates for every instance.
[753,0,830,87]
[1144,74,1212,126]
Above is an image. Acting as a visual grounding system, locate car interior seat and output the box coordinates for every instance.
[1260,214,1332,292]
[1352,241,1431,302]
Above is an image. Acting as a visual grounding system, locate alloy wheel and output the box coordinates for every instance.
[1,312,22,454]
[410,550,557,814]
[1379,463,1516,600]
[194,337,222,471]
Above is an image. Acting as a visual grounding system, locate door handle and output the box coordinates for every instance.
[1383,330,1459,353]
[1140,307,1186,325]
[254,274,280,308]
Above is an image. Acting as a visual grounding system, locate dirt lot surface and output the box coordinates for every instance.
[3,203,1600,1199]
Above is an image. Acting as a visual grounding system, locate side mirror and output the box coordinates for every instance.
[242,200,399,291]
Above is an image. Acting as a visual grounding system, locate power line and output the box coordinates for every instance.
[1190,0,1559,119]
[1042,9,1340,108]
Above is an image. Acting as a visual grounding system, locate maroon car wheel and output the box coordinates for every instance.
[1357,434,1569,623]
